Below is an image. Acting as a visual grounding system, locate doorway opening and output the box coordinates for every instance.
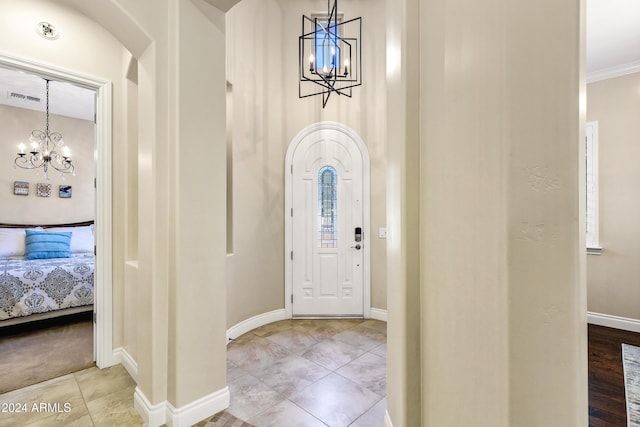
[0,53,114,372]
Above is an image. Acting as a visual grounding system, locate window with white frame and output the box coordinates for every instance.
[586,121,600,250]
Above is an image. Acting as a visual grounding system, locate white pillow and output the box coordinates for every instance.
[0,228,27,258]
[47,226,94,254]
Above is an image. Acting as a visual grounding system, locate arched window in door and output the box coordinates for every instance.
[318,166,337,248]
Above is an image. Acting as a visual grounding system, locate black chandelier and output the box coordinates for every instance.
[15,79,74,180]
[299,0,362,108]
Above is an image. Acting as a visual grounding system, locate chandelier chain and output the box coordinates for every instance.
[45,79,50,136]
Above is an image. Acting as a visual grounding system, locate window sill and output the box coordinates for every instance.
[587,247,603,256]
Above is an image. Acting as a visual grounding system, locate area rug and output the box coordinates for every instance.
[623,343,640,427]
[0,313,94,394]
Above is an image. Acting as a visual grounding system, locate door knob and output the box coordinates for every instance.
[350,244,361,250]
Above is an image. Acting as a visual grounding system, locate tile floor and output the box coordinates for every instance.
[0,364,143,426]
[225,318,387,427]
[0,318,387,427]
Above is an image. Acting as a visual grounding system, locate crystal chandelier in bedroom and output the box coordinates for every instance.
[14,78,75,180]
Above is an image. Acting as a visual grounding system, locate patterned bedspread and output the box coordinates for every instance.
[0,255,94,321]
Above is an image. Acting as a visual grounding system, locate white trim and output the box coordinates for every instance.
[225,308,383,343]
[586,121,600,251]
[587,247,603,255]
[587,60,640,84]
[226,309,287,343]
[0,51,114,368]
[285,122,372,319]
[588,312,640,334]
[166,387,230,427]
[112,347,138,383]
[370,308,388,322]
[384,410,394,427]
[95,79,114,368]
[134,387,166,427]
[134,385,230,427]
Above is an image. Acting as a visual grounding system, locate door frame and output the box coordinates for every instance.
[0,52,114,367]
[285,121,371,318]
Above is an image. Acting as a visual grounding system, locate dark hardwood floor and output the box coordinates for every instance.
[589,324,640,427]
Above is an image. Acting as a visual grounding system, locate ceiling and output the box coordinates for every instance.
[0,67,95,121]
[587,0,640,80]
[0,1,638,119]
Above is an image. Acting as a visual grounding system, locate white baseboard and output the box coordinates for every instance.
[384,409,393,427]
[370,308,388,322]
[588,311,640,334]
[112,347,138,383]
[166,386,230,427]
[134,387,166,427]
[134,385,230,427]
[226,309,287,343]
[226,308,386,343]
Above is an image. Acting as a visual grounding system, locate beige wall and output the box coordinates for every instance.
[385,0,422,424]
[587,72,640,321]
[102,0,229,410]
[168,0,228,407]
[0,104,95,224]
[0,0,231,414]
[225,0,387,328]
[415,0,587,425]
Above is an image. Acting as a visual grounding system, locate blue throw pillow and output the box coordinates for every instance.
[24,229,72,260]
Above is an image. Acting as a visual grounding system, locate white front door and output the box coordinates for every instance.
[290,127,366,317]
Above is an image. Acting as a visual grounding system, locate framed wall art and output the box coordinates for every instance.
[13,181,29,196]
[36,183,52,198]
[59,185,72,198]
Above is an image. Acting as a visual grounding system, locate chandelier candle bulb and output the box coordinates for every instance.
[18,143,25,154]
[309,54,315,72]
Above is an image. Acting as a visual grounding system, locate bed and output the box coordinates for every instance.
[0,221,94,327]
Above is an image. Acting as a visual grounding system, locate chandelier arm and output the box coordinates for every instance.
[14,156,32,170]
[49,161,74,173]
[14,154,45,170]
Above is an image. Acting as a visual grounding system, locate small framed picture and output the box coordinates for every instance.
[13,181,29,196]
[36,183,52,198]
[59,185,72,198]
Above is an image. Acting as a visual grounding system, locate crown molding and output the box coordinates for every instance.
[587,60,640,84]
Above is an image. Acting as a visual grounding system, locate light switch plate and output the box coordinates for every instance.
[379,227,387,239]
